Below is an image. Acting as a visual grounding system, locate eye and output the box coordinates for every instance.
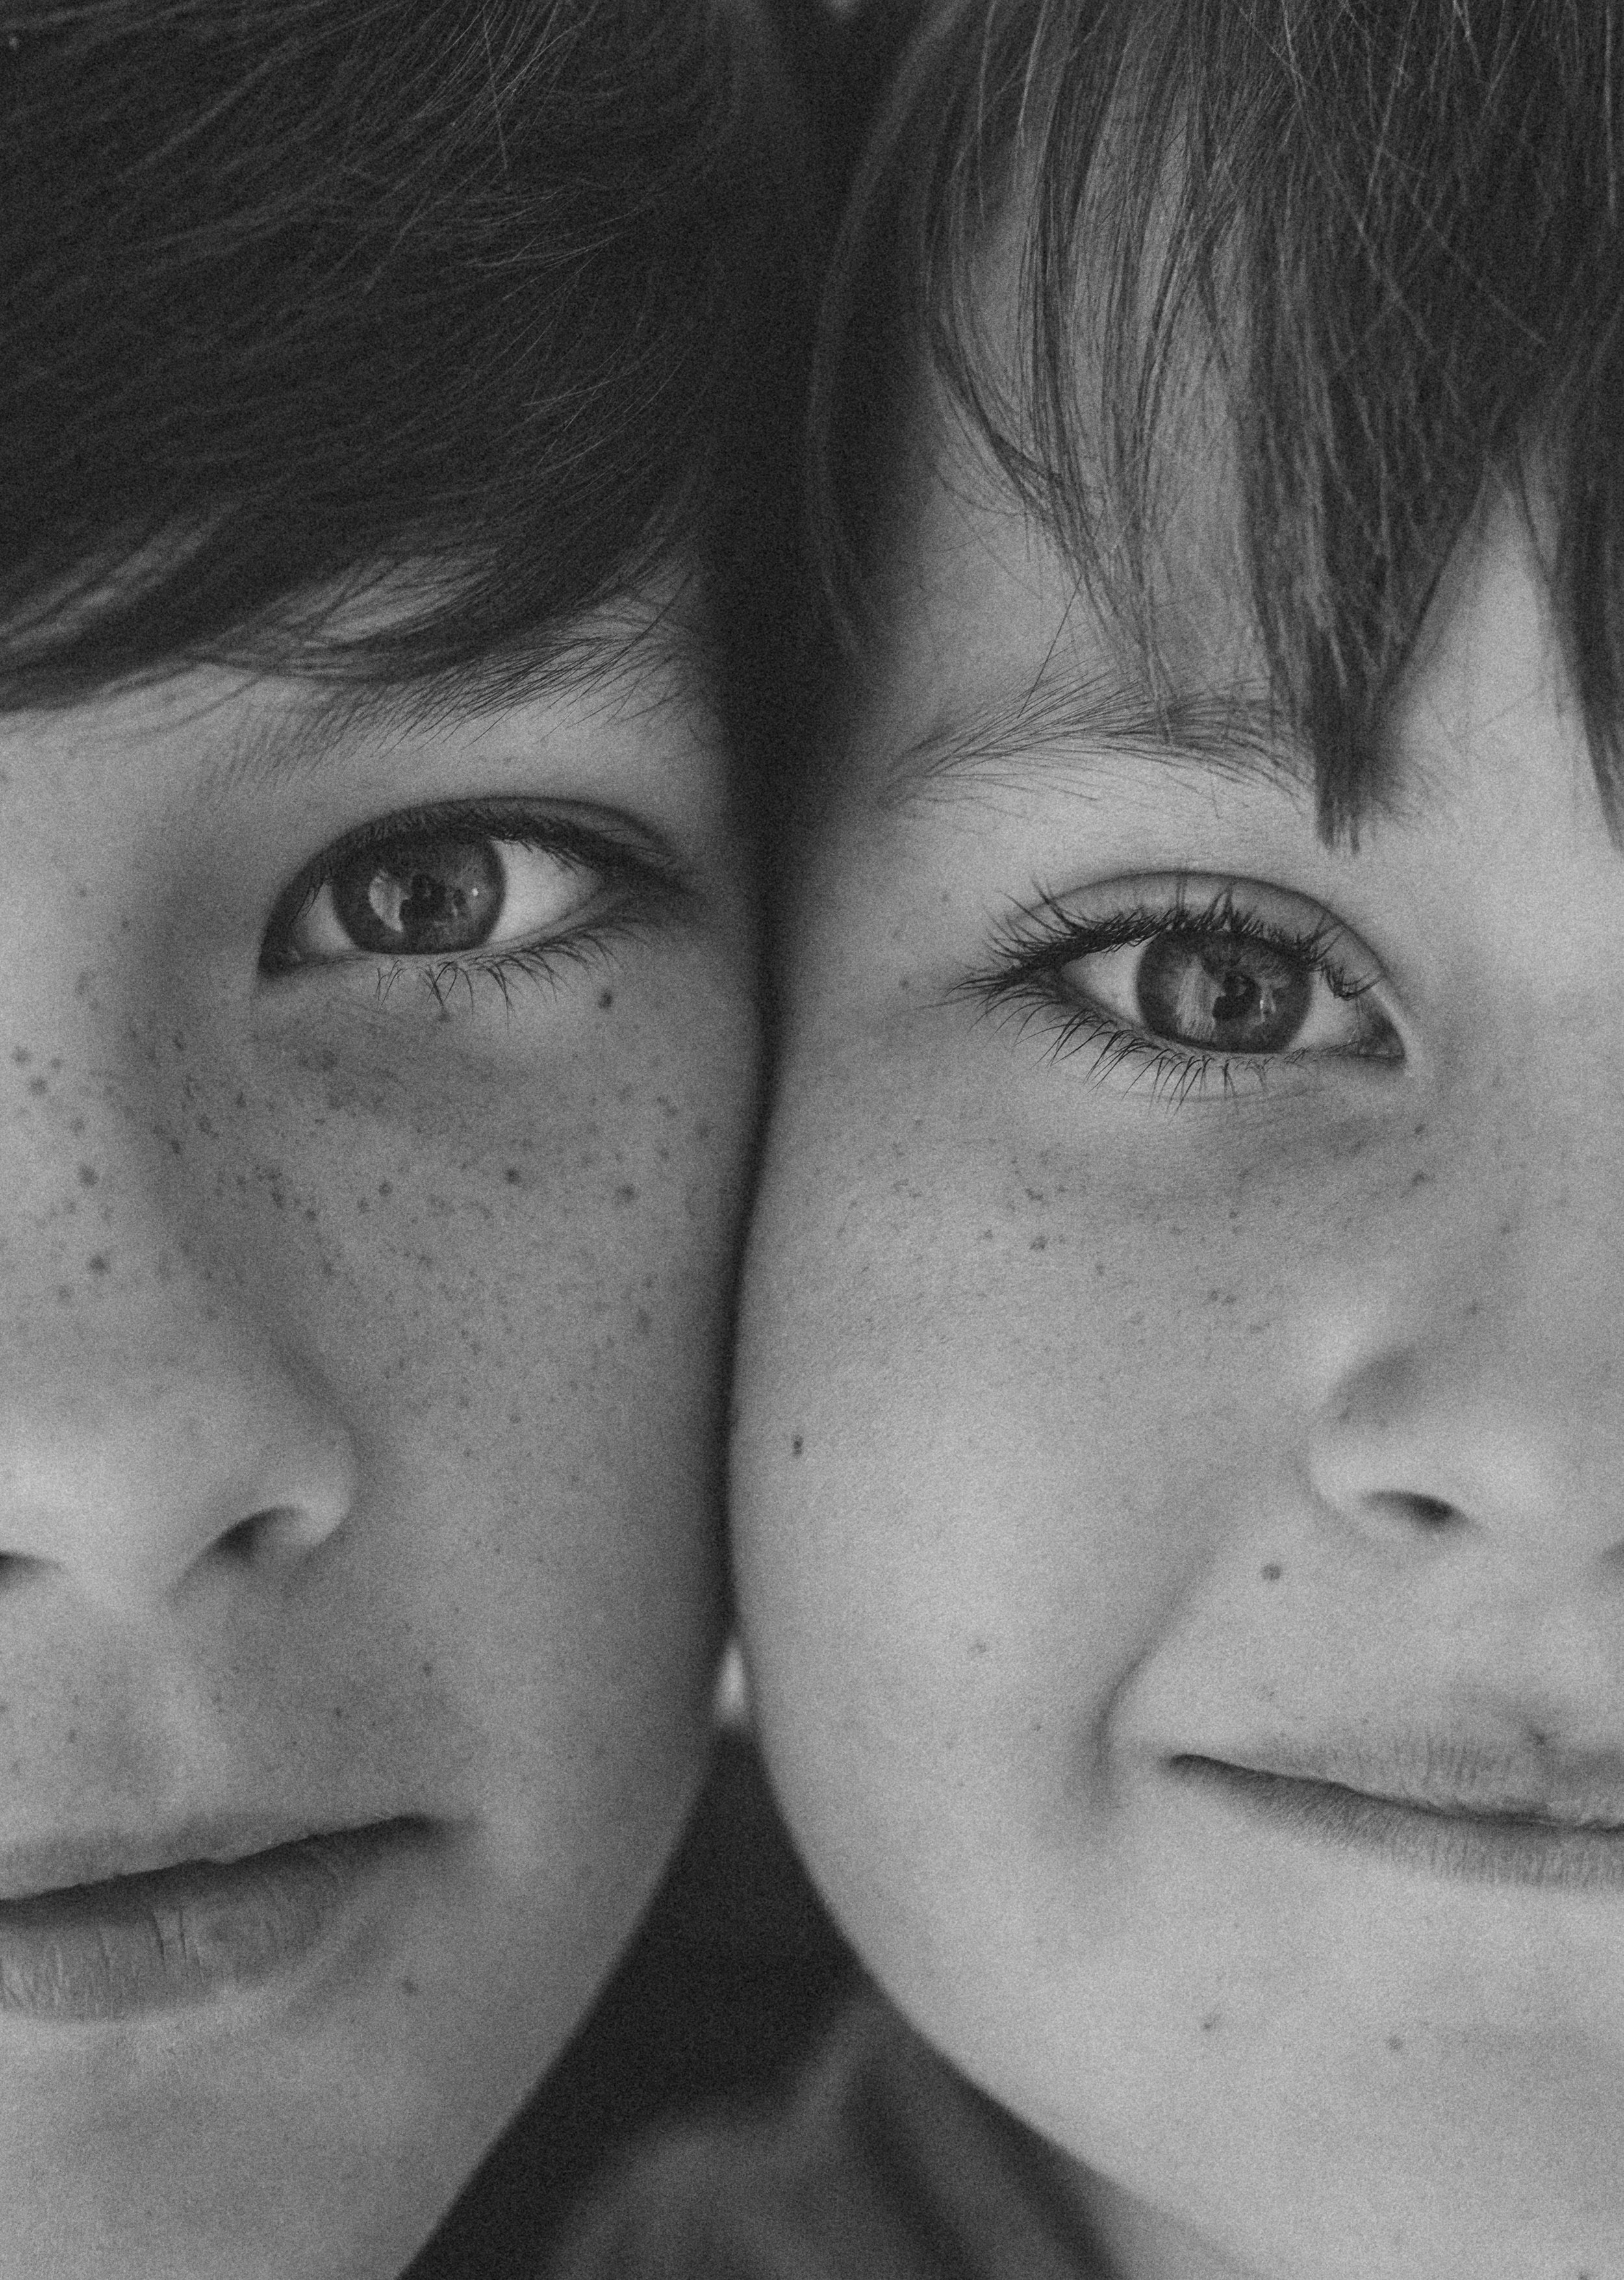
[259,802,648,980]
[961,874,1404,1104]
[1065,924,1380,1058]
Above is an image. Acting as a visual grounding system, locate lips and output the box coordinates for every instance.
[1169,1734,1624,1888]
[0,1818,433,2021]
[1174,1733,1624,1829]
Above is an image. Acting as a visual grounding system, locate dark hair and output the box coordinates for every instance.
[814,0,1624,836]
[1,0,822,748]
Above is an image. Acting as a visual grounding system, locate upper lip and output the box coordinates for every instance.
[0,1816,403,1903]
[1175,1734,1624,1830]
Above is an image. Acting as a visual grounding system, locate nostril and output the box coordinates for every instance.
[1368,1490,1460,1531]
[215,1506,331,1567]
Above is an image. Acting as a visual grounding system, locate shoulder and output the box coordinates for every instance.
[547,1994,1104,2280]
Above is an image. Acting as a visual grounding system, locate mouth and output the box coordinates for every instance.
[0,1818,437,2021]
[1171,1747,1624,1890]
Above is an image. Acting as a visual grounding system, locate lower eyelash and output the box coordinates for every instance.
[980,986,1282,1102]
[368,911,649,1018]
[976,985,1277,1108]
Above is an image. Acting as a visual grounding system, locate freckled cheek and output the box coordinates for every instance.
[233,1022,752,1516]
[750,1135,1337,1740]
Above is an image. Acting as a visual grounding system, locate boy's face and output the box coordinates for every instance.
[0,602,753,2279]
[734,326,1624,2272]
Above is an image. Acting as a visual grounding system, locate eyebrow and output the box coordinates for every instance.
[207,613,696,802]
[879,670,1317,813]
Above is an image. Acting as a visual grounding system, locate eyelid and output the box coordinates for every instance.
[993,873,1390,1002]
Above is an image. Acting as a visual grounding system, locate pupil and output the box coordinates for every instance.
[1137,931,1312,1052]
[333,834,504,956]
[1209,967,1258,1026]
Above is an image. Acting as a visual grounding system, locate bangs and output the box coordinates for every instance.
[1,0,819,720]
[816,0,1624,837]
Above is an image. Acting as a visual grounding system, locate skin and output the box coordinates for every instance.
[733,325,1624,2275]
[0,597,755,2280]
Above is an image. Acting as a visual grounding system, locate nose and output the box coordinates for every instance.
[1306,1132,1624,1570]
[0,1057,357,1616]
[0,1318,359,1612]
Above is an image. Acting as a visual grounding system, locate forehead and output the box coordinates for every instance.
[829,309,1594,887]
[2,554,712,771]
[841,264,1291,821]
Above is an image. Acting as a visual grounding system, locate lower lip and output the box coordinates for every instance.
[1173,1759,1624,1890]
[0,1823,429,2021]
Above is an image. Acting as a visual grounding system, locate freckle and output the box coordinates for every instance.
[27,1077,46,1096]
[504,1167,522,1185]
[635,1308,651,1336]
[355,1197,369,1213]
[969,1636,989,1657]
[66,1727,78,1744]
[69,1117,84,1135]
[77,1164,97,1187]
[55,1284,73,1304]
[693,1120,711,1144]
[1261,1562,1282,1581]
[303,1206,317,1223]
[9,1048,28,1066]
[791,1434,804,1456]
[378,1180,392,1197]
[1410,1169,1429,1187]
[615,1183,638,1205]
[398,1975,420,1998]
[597,987,615,1010]
[1200,2012,1220,2033]
[1030,1234,1047,1252]
[87,1254,109,1275]
[330,1704,345,1723]
[1386,2034,1405,2055]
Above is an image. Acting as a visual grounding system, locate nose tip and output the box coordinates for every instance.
[0,1376,360,1614]
[1309,1342,1624,1569]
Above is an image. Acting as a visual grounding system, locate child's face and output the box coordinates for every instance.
[734,323,1624,2272]
[0,601,753,2279]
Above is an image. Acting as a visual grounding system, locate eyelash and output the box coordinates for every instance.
[958,882,1390,1106]
[260,797,683,1015]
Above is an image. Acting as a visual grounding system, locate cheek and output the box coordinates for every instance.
[230,991,754,1805]
[735,1066,1371,1942]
